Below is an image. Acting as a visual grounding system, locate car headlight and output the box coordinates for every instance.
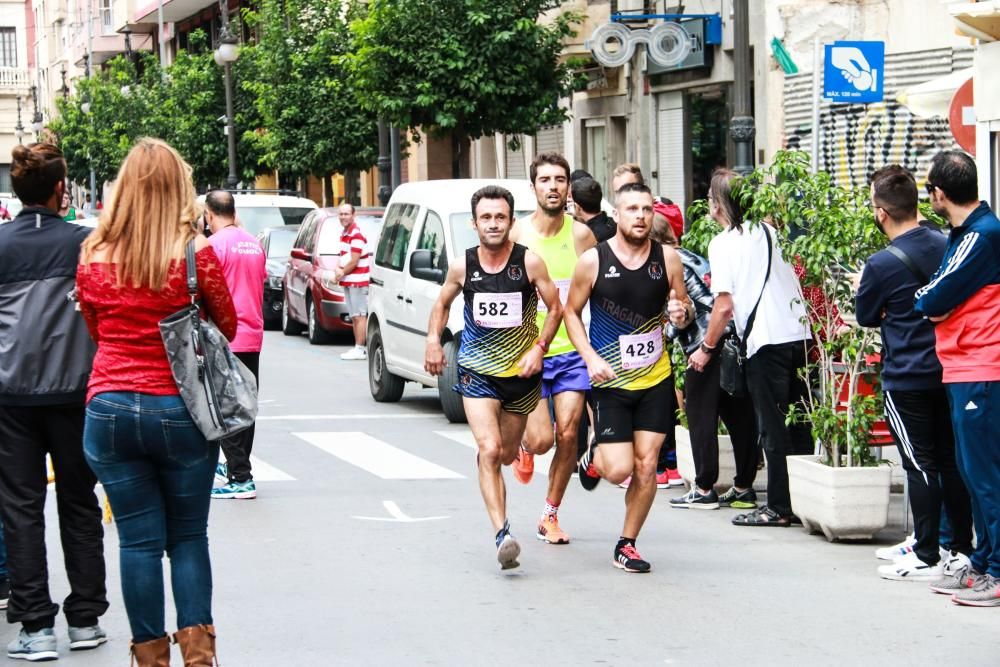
[319,270,343,293]
[267,275,283,290]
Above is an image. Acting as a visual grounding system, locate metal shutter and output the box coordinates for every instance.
[535,125,565,156]
[657,92,687,215]
[783,47,974,189]
[505,135,527,180]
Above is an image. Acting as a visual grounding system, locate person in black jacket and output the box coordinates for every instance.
[856,164,973,582]
[0,144,108,660]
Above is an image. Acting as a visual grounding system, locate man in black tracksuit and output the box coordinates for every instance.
[856,165,973,581]
[0,144,108,658]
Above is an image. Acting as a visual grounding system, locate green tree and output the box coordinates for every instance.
[346,0,582,176]
[248,0,378,196]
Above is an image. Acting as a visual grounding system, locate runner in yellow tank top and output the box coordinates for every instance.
[508,153,593,546]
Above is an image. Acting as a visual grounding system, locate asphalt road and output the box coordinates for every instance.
[16,330,997,666]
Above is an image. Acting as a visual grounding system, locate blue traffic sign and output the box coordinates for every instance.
[823,41,885,103]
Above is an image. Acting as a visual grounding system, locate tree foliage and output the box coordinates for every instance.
[247,0,377,180]
[346,0,582,148]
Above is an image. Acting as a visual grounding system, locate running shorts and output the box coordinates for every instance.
[455,366,542,416]
[592,377,675,443]
[541,351,591,398]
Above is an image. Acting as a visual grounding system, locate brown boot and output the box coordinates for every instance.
[172,625,218,667]
[130,636,171,667]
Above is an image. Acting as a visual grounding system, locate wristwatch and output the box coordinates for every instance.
[699,342,716,355]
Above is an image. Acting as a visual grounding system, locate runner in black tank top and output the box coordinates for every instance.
[424,186,563,571]
[560,182,696,574]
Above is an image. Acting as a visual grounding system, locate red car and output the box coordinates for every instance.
[281,207,383,344]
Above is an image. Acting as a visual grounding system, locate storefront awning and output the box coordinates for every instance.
[896,67,974,118]
[947,0,1000,41]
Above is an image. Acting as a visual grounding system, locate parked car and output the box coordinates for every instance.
[366,179,536,422]
[256,224,300,330]
[282,207,384,344]
[0,195,21,222]
[196,191,318,237]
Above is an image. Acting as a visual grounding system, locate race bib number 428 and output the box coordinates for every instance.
[619,330,663,370]
[473,292,522,328]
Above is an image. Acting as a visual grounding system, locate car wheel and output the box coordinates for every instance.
[438,337,467,424]
[368,327,405,402]
[282,293,304,336]
[307,297,334,345]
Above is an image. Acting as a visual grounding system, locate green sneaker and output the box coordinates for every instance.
[718,486,757,509]
[211,480,256,499]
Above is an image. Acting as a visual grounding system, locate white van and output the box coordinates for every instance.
[367,179,537,422]
[197,191,317,236]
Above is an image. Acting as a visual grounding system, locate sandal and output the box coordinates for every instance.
[731,506,791,527]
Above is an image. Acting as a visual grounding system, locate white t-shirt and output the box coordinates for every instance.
[707,222,809,358]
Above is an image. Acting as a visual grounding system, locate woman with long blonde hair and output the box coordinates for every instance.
[77,138,237,666]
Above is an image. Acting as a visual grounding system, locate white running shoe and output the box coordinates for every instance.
[941,549,972,577]
[875,534,916,561]
[878,551,944,581]
[340,346,367,360]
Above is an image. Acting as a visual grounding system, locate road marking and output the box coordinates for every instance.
[353,500,449,522]
[259,414,439,421]
[294,432,464,479]
[434,429,555,475]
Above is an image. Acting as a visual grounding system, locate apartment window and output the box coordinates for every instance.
[0,28,16,67]
[100,0,113,35]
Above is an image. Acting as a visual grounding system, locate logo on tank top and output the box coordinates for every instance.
[471,270,483,282]
[648,261,663,280]
[507,264,523,281]
[604,265,620,279]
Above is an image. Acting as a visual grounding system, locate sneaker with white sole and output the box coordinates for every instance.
[340,346,367,360]
[875,534,916,561]
[495,521,520,570]
[951,574,1000,607]
[878,551,943,581]
[68,625,107,651]
[214,462,228,484]
[669,487,720,510]
[929,563,985,595]
[211,480,257,499]
[7,627,57,662]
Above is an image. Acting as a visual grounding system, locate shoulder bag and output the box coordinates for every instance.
[719,225,773,397]
[159,241,258,441]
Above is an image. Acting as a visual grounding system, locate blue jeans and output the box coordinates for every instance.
[83,392,218,642]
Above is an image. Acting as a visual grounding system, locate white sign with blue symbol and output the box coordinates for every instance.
[823,41,884,103]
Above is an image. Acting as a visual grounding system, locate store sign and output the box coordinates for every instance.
[646,19,710,74]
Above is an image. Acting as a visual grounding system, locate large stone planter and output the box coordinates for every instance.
[787,454,891,542]
[675,425,766,493]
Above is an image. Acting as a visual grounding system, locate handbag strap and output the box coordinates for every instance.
[185,239,198,304]
[740,224,773,355]
[885,244,929,285]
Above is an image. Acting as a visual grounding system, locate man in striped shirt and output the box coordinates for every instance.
[335,204,370,360]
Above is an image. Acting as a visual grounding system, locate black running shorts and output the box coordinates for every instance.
[455,366,542,416]
[592,378,675,443]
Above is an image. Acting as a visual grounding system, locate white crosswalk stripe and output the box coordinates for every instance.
[294,431,465,480]
[433,429,556,475]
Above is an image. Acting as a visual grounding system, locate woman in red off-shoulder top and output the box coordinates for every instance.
[75,139,234,666]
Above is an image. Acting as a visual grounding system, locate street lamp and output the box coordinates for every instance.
[30,85,43,138]
[60,65,70,101]
[214,0,240,189]
[729,0,755,175]
[14,96,24,144]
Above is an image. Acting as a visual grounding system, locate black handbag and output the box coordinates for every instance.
[158,241,258,440]
[719,225,773,397]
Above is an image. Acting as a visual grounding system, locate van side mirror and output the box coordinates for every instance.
[409,249,444,284]
[290,248,312,262]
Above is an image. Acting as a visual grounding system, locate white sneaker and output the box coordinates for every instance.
[941,549,972,576]
[875,534,916,561]
[878,551,944,581]
[340,346,367,360]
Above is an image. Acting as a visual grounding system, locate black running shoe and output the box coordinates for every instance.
[669,487,720,509]
[577,442,601,491]
[717,486,757,509]
[613,543,651,573]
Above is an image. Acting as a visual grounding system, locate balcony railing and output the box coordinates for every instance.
[0,68,31,92]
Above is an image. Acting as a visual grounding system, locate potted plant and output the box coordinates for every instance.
[727,151,892,541]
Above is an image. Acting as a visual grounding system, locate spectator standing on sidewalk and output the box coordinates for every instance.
[915,150,1000,607]
[689,168,812,527]
[77,138,238,663]
[0,143,109,661]
[204,189,267,500]
[856,165,973,581]
[336,204,370,360]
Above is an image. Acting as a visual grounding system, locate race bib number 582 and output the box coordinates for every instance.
[473,292,522,328]
[619,331,663,370]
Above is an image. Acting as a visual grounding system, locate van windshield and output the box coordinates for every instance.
[237,207,315,236]
[449,211,533,252]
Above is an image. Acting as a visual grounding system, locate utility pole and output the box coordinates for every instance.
[376,120,390,206]
[157,0,167,67]
[729,0,755,176]
[87,0,96,200]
